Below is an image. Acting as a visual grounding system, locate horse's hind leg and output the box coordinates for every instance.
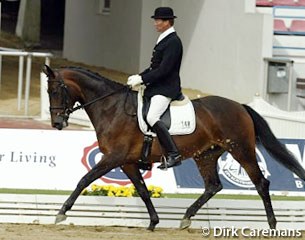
[181,149,223,229]
[55,154,121,223]
[231,147,277,229]
[121,164,159,231]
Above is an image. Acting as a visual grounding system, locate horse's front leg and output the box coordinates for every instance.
[121,164,159,231]
[55,154,121,223]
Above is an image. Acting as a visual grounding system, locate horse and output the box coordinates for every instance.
[43,64,305,231]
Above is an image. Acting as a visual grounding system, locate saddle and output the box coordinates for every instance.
[137,86,196,136]
[135,85,196,170]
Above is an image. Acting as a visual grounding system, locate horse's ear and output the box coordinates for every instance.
[42,65,55,78]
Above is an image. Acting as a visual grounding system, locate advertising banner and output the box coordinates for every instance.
[0,128,304,195]
[173,139,305,194]
[0,129,177,192]
[0,129,96,190]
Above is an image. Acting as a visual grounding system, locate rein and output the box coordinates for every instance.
[48,70,137,123]
[69,85,126,114]
[67,85,136,117]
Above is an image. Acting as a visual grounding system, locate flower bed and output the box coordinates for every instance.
[82,184,163,198]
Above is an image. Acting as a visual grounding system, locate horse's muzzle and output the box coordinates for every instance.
[53,114,69,130]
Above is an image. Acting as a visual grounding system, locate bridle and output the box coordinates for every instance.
[48,78,72,126]
[47,74,135,128]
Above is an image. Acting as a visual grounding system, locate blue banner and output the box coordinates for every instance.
[173,139,305,192]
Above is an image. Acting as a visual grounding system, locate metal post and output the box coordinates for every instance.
[40,56,52,120]
[24,54,32,115]
[0,3,1,35]
[17,55,24,110]
[287,61,294,111]
[40,72,49,120]
[0,55,2,90]
[45,57,50,67]
[263,59,269,102]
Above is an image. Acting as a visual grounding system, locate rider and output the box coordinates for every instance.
[127,7,183,169]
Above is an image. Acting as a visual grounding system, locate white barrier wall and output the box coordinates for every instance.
[1,194,304,230]
[250,96,305,138]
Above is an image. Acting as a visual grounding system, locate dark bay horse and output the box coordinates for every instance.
[43,65,305,231]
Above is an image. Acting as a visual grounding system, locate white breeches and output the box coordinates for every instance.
[146,95,171,127]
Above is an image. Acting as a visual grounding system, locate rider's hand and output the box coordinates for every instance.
[127,74,143,87]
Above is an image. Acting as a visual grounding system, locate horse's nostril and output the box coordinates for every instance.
[56,125,63,130]
[53,122,63,130]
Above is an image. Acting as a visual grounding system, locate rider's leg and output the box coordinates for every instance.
[147,95,181,169]
[152,121,181,169]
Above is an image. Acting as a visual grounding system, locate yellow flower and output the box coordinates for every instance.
[155,187,163,193]
[102,185,110,191]
[81,189,88,195]
[91,184,98,191]
[83,184,163,198]
[128,187,135,195]
[107,191,114,197]
[124,188,133,197]
[152,192,160,198]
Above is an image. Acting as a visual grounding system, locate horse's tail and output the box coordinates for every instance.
[242,104,305,181]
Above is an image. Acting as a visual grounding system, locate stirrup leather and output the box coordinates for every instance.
[138,135,153,170]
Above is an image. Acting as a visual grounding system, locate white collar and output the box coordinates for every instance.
[156,26,175,44]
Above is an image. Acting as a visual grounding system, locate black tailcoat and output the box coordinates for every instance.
[140,32,183,99]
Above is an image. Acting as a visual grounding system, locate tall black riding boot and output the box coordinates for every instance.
[152,121,182,169]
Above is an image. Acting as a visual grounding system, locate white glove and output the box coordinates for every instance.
[127,74,143,87]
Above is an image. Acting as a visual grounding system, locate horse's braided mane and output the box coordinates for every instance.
[61,66,124,88]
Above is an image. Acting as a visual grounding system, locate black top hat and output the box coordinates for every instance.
[151,7,177,19]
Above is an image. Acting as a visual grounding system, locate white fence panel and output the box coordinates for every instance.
[249,96,305,138]
[0,194,304,230]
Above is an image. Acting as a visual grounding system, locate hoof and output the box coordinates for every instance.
[55,214,67,224]
[180,218,191,229]
[147,225,155,231]
[146,219,159,231]
[146,223,156,231]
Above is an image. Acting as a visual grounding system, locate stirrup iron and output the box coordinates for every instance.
[159,155,168,171]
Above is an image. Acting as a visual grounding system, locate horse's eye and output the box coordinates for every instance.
[49,90,59,96]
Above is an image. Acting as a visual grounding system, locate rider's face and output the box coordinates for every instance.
[154,19,171,33]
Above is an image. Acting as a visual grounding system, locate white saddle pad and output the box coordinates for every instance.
[136,86,196,136]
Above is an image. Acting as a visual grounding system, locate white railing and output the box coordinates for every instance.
[0,47,52,116]
[0,193,304,230]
